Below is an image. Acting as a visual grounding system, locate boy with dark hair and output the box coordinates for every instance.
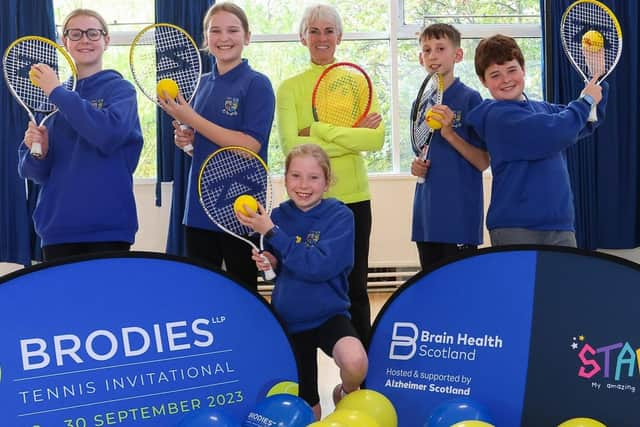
[411,23,489,270]
[467,34,607,246]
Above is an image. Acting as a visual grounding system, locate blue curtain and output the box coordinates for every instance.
[155,0,214,256]
[1,1,55,265]
[542,0,639,249]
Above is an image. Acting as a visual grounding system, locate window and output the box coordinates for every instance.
[53,0,542,177]
[54,0,156,178]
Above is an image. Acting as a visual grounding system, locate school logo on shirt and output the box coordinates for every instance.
[452,110,462,128]
[222,97,239,116]
[91,98,105,109]
[305,231,320,247]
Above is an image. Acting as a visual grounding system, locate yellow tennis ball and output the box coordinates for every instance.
[29,69,39,87]
[582,30,604,53]
[425,108,443,130]
[233,194,258,215]
[156,78,179,100]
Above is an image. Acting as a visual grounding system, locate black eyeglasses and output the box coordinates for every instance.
[64,28,106,41]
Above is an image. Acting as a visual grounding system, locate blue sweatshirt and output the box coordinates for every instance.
[266,198,354,334]
[18,70,143,246]
[466,84,608,231]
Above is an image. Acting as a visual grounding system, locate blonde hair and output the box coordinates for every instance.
[62,9,109,34]
[202,2,250,50]
[285,144,333,185]
[298,3,343,40]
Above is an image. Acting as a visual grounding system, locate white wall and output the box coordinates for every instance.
[3,173,639,277]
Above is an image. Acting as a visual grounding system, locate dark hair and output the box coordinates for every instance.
[474,34,525,81]
[419,23,461,47]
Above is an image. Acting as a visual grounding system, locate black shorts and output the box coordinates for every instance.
[289,315,359,407]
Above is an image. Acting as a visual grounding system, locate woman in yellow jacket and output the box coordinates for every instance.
[276,4,384,346]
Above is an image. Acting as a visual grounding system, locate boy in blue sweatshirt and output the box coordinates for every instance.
[237,144,368,420]
[19,9,142,261]
[467,34,608,246]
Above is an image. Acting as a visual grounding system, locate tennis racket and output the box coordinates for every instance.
[3,36,77,158]
[312,62,373,127]
[560,0,622,121]
[410,72,444,184]
[198,146,276,281]
[130,23,202,152]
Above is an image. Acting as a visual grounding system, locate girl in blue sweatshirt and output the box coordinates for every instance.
[237,144,368,420]
[159,2,275,292]
[19,9,143,261]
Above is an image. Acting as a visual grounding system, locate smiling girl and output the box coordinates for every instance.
[159,2,275,292]
[19,8,143,261]
[237,143,368,419]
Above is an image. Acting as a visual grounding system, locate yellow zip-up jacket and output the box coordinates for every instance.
[276,62,385,203]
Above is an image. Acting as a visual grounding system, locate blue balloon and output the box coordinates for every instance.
[178,408,239,427]
[243,394,316,427]
[426,398,494,427]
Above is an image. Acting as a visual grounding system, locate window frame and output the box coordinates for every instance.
[58,0,543,177]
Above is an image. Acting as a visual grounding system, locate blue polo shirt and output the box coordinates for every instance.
[183,59,275,231]
[411,78,485,245]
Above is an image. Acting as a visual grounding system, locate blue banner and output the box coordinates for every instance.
[0,254,297,426]
[366,247,640,427]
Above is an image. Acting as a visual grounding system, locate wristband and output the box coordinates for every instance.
[264,225,279,239]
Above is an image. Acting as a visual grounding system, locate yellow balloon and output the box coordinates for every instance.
[325,409,381,427]
[451,421,495,427]
[335,389,397,427]
[558,417,607,427]
[266,381,299,397]
[581,30,604,53]
[233,194,258,215]
[156,78,179,100]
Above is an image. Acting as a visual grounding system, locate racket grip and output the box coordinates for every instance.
[588,104,597,122]
[416,145,429,184]
[263,267,276,281]
[260,253,277,281]
[31,142,43,158]
[179,123,194,153]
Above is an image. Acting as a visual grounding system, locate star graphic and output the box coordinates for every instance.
[571,342,579,350]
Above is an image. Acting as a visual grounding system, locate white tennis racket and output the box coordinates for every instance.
[410,72,444,184]
[198,146,276,281]
[130,23,202,152]
[560,0,622,121]
[3,36,77,157]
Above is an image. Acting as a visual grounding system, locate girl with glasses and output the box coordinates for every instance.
[19,9,143,261]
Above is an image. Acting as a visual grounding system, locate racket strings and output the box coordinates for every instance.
[131,26,201,102]
[411,76,443,154]
[562,4,621,78]
[315,68,371,127]
[199,151,271,236]
[4,40,74,112]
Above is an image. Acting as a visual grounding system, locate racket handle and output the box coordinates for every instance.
[260,253,277,281]
[31,142,43,158]
[588,104,597,122]
[178,124,194,153]
[417,144,430,185]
